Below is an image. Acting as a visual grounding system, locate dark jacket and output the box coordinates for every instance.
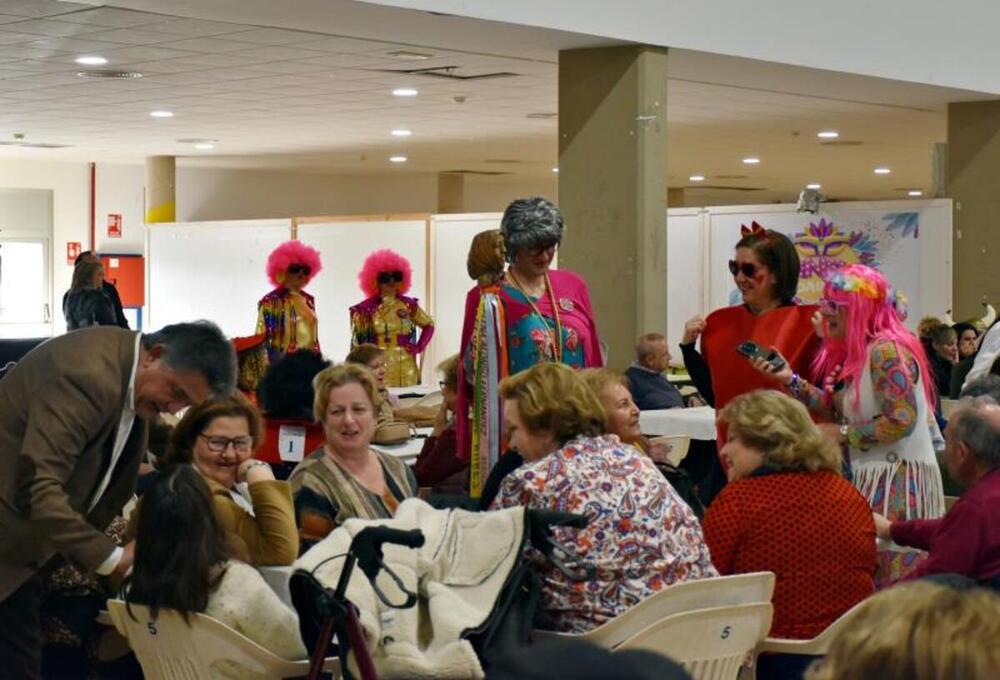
[62,281,129,330]
[63,289,117,330]
[625,364,685,410]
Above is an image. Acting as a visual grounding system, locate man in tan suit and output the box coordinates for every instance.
[0,321,236,678]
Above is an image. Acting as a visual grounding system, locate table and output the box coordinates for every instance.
[371,426,433,464]
[638,406,716,441]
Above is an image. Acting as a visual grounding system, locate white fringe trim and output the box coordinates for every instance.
[852,458,946,521]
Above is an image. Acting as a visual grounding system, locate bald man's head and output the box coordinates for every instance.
[636,333,670,373]
[945,399,1000,486]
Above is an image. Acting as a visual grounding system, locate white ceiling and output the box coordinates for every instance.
[0,0,992,202]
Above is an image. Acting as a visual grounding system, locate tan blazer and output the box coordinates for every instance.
[0,327,148,600]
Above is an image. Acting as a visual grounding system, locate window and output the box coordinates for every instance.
[0,238,50,336]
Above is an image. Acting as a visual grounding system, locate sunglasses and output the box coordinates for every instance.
[377,270,404,284]
[287,263,311,276]
[818,298,846,316]
[728,260,761,278]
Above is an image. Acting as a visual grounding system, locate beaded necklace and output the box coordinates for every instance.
[506,270,563,363]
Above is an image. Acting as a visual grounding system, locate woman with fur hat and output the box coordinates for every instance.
[458,197,603,496]
[350,248,434,387]
[256,240,322,365]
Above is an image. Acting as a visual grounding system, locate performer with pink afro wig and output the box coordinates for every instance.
[350,248,434,387]
[255,240,323,370]
[751,264,944,587]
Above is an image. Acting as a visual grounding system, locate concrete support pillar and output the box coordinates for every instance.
[145,155,176,223]
[947,101,1000,318]
[557,45,668,368]
[437,172,465,214]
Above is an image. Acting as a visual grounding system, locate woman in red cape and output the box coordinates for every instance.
[680,223,820,500]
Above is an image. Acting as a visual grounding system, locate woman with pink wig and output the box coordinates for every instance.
[750,264,944,586]
[349,249,434,387]
[256,240,323,367]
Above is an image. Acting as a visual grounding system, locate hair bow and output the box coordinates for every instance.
[740,221,768,238]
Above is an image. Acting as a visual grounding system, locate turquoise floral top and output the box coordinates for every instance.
[503,283,586,373]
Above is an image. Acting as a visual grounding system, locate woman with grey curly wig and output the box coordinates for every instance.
[457,197,603,496]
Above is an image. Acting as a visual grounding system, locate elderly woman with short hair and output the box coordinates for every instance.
[490,362,716,634]
[459,197,604,497]
[702,390,876,667]
[288,363,417,550]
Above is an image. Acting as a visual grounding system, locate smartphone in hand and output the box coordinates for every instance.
[736,340,786,371]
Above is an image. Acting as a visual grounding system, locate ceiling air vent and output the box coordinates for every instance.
[686,184,765,191]
[820,140,863,147]
[77,70,143,79]
[484,159,522,164]
[371,65,519,81]
[526,112,557,119]
[0,140,72,148]
[442,169,512,176]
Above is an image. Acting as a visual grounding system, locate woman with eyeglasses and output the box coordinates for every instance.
[679,224,820,493]
[155,393,299,566]
[350,248,435,387]
[749,264,944,586]
[458,198,604,498]
[256,240,323,368]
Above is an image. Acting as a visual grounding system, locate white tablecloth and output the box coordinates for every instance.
[639,406,716,441]
[371,426,432,463]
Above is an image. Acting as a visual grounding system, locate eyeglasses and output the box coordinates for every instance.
[287,263,311,276]
[377,270,404,284]
[438,381,446,389]
[818,298,846,316]
[198,434,253,453]
[728,260,761,278]
[525,243,558,258]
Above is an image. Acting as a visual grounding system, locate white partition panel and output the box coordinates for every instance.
[147,219,292,337]
[296,217,429,373]
[427,213,503,374]
[665,208,708,355]
[705,200,952,327]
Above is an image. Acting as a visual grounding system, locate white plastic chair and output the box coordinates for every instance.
[649,435,692,466]
[534,572,775,650]
[107,599,340,679]
[746,597,868,677]
[619,603,774,680]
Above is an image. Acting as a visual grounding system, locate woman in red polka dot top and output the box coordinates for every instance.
[702,390,877,644]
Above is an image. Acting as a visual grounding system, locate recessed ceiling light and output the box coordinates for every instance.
[874,166,891,175]
[389,155,408,163]
[392,88,418,97]
[806,183,822,190]
[817,130,840,139]
[149,110,174,118]
[742,157,761,165]
[194,143,215,150]
[391,129,412,137]
[908,189,923,197]
[551,167,559,173]
[689,174,705,182]
[75,55,107,66]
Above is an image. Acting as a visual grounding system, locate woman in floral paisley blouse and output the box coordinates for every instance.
[489,362,717,634]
